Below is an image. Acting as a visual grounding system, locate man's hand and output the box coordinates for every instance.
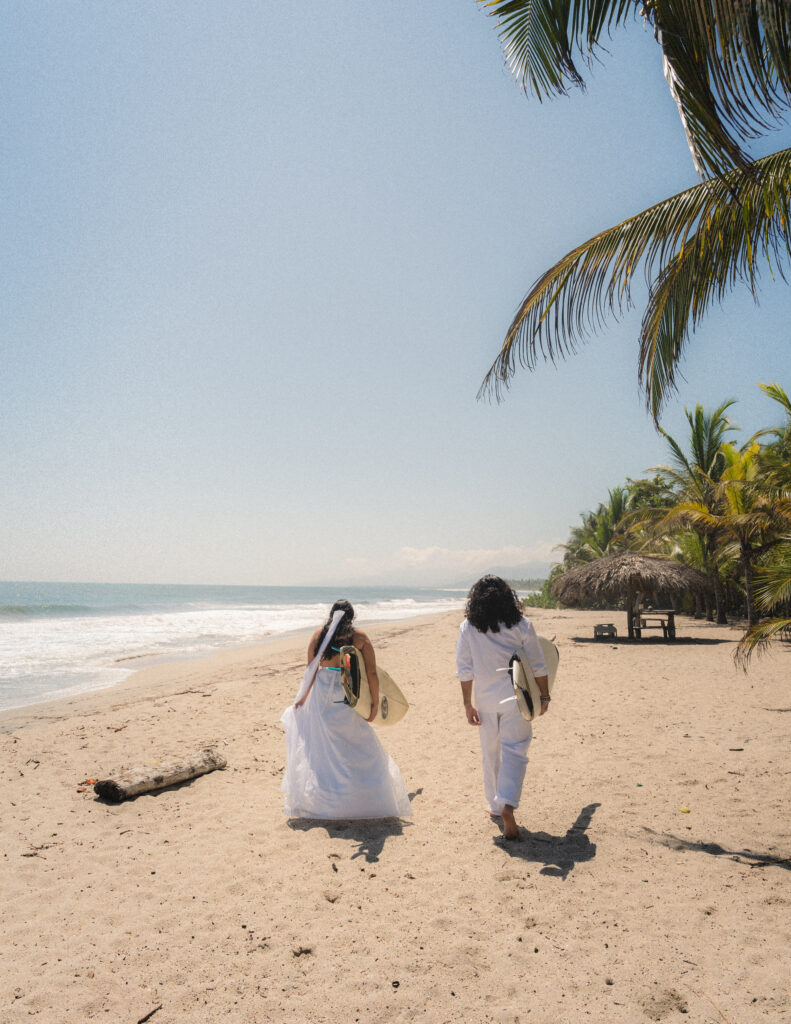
[536,675,550,716]
[460,679,479,725]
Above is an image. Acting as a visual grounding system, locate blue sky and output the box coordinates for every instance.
[3,1,790,586]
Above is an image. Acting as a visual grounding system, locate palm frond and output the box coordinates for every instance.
[479,147,791,418]
[640,150,791,416]
[480,0,791,177]
[753,543,791,609]
[661,499,720,534]
[760,380,791,418]
[653,0,791,177]
[657,402,736,479]
[735,616,791,668]
[478,0,635,99]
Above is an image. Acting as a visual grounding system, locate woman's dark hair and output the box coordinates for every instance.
[465,575,522,633]
[316,599,355,655]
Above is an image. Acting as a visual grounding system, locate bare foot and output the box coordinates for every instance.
[501,804,521,841]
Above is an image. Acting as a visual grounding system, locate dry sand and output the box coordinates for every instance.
[2,608,790,1023]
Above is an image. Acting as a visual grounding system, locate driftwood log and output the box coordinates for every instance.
[94,747,226,803]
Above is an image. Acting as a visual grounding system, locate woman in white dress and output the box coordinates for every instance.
[281,600,412,820]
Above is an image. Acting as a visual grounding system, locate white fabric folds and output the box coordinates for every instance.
[281,614,412,820]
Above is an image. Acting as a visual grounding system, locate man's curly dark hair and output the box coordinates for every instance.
[465,575,523,633]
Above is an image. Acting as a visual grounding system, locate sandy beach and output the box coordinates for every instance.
[2,607,790,1023]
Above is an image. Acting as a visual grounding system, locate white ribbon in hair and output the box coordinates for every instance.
[293,608,346,707]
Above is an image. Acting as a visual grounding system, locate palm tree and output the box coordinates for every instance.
[736,382,791,662]
[759,381,791,488]
[735,541,791,664]
[670,529,710,618]
[477,0,791,418]
[668,443,786,626]
[623,474,675,513]
[649,400,737,622]
[561,486,634,565]
[480,0,791,180]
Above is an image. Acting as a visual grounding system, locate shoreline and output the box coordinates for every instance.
[0,609,452,734]
[0,583,467,720]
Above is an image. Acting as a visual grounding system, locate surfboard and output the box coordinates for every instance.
[509,636,559,722]
[338,645,409,726]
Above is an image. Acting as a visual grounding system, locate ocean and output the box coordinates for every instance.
[0,581,466,713]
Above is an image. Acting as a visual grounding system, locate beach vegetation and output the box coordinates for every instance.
[521,564,565,608]
[544,384,791,660]
[506,577,551,592]
[662,442,784,627]
[736,383,791,661]
[649,400,742,623]
[561,484,643,566]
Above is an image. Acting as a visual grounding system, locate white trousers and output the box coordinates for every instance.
[478,707,533,814]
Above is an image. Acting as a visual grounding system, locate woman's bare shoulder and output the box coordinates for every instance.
[351,628,372,649]
[308,627,323,658]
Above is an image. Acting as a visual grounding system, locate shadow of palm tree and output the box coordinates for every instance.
[287,817,410,862]
[497,802,601,879]
[641,826,791,869]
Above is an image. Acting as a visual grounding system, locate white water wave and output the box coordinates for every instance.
[0,596,463,712]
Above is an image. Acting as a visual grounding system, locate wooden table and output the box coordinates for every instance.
[629,608,676,639]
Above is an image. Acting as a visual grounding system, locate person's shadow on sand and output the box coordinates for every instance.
[287,817,409,862]
[496,802,601,880]
[286,787,423,863]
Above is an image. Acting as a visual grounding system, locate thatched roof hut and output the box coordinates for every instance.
[552,552,712,638]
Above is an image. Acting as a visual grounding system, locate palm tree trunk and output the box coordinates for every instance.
[703,535,728,624]
[626,590,637,639]
[712,570,727,624]
[742,548,756,627]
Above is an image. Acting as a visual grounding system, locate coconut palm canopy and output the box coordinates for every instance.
[553,552,712,608]
[478,0,791,419]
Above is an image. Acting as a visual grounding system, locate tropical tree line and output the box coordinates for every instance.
[525,384,791,662]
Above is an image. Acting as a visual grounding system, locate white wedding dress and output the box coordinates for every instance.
[281,667,413,820]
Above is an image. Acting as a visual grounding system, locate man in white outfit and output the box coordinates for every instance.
[456,576,549,840]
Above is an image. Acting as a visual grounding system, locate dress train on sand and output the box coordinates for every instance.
[281,667,412,820]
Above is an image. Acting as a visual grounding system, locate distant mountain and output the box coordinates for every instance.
[446,562,552,591]
[506,577,547,591]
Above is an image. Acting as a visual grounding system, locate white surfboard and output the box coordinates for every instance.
[339,645,409,726]
[509,636,559,722]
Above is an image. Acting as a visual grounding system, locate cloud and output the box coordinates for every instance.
[398,543,558,572]
[337,541,561,585]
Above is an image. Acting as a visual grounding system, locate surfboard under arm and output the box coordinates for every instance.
[508,636,559,722]
[339,646,409,727]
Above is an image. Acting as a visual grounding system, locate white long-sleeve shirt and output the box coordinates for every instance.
[456,616,548,713]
